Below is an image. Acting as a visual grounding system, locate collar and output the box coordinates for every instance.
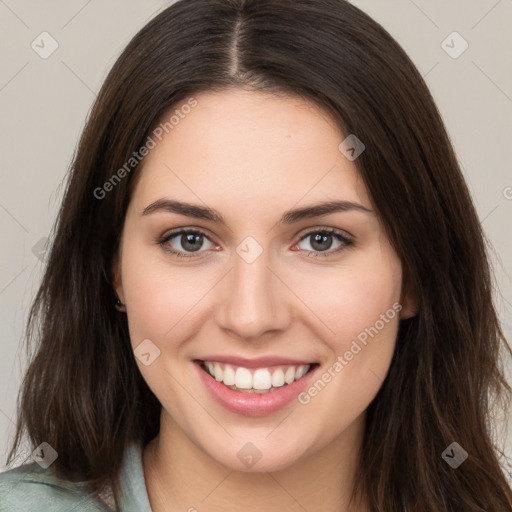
[117,442,153,512]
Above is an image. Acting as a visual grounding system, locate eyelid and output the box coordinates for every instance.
[296,225,354,241]
[158,226,219,244]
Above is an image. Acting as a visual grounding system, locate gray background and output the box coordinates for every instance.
[1,0,511,476]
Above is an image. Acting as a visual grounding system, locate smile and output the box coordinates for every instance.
[199,360,313,393]
[194,358,319,416]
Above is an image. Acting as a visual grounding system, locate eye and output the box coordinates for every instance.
[158,229,217,259]
[158,227,354,260]
[294,228,354,258]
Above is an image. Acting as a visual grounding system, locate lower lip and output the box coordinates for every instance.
[195,361,318,417]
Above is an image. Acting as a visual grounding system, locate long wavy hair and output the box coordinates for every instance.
[6,0,512,510]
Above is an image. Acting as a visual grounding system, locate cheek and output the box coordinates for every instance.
[119,239,201,346]
[294,253,402,419]
[291,253,403,348]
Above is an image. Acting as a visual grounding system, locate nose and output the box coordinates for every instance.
[214,250,291,341]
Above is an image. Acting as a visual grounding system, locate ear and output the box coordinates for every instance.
[399,270,419,319]
[111,252,125,303]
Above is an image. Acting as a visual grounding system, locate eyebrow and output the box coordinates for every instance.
[142,199,373,225]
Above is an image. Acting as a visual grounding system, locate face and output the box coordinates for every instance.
[114,89,416,473]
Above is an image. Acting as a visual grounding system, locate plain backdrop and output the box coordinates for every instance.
[1,0,511,479]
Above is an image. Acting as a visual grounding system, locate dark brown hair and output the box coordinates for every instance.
[7,0,512,510]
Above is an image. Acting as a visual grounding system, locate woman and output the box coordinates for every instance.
[1,0,511,510]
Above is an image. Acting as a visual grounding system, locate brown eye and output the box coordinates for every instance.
[159,229,215,259]
[296,229,354,258]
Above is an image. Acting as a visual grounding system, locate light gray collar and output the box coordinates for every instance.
[118,443,153,512]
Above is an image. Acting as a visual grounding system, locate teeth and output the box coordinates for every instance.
[284,367,296,384]
[203,361,311,391]
[223,365,236,385]
[253,369,272,390]
[295,365,308,379]
[235,367,253,389]
[214,363,223,381]
[271,368,285,387]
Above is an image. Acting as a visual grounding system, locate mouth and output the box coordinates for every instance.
[195,359,319,394]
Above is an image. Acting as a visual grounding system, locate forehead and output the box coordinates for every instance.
[131,89,372,217]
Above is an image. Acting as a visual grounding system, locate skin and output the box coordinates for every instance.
[113,88,417,512]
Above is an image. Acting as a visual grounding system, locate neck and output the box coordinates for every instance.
[143,411,368,512]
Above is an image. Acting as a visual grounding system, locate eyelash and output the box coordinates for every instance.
[157,227,354,260]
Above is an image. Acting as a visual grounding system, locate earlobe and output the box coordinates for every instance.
[111,254,125,305]
[400,296,418,319]
[399,272,419,319]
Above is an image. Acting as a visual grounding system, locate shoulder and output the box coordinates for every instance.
[0,462,112,512]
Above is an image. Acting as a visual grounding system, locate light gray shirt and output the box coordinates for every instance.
[0,443,153,512]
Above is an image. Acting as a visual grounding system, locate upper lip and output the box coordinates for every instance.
[196,355,316,368]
